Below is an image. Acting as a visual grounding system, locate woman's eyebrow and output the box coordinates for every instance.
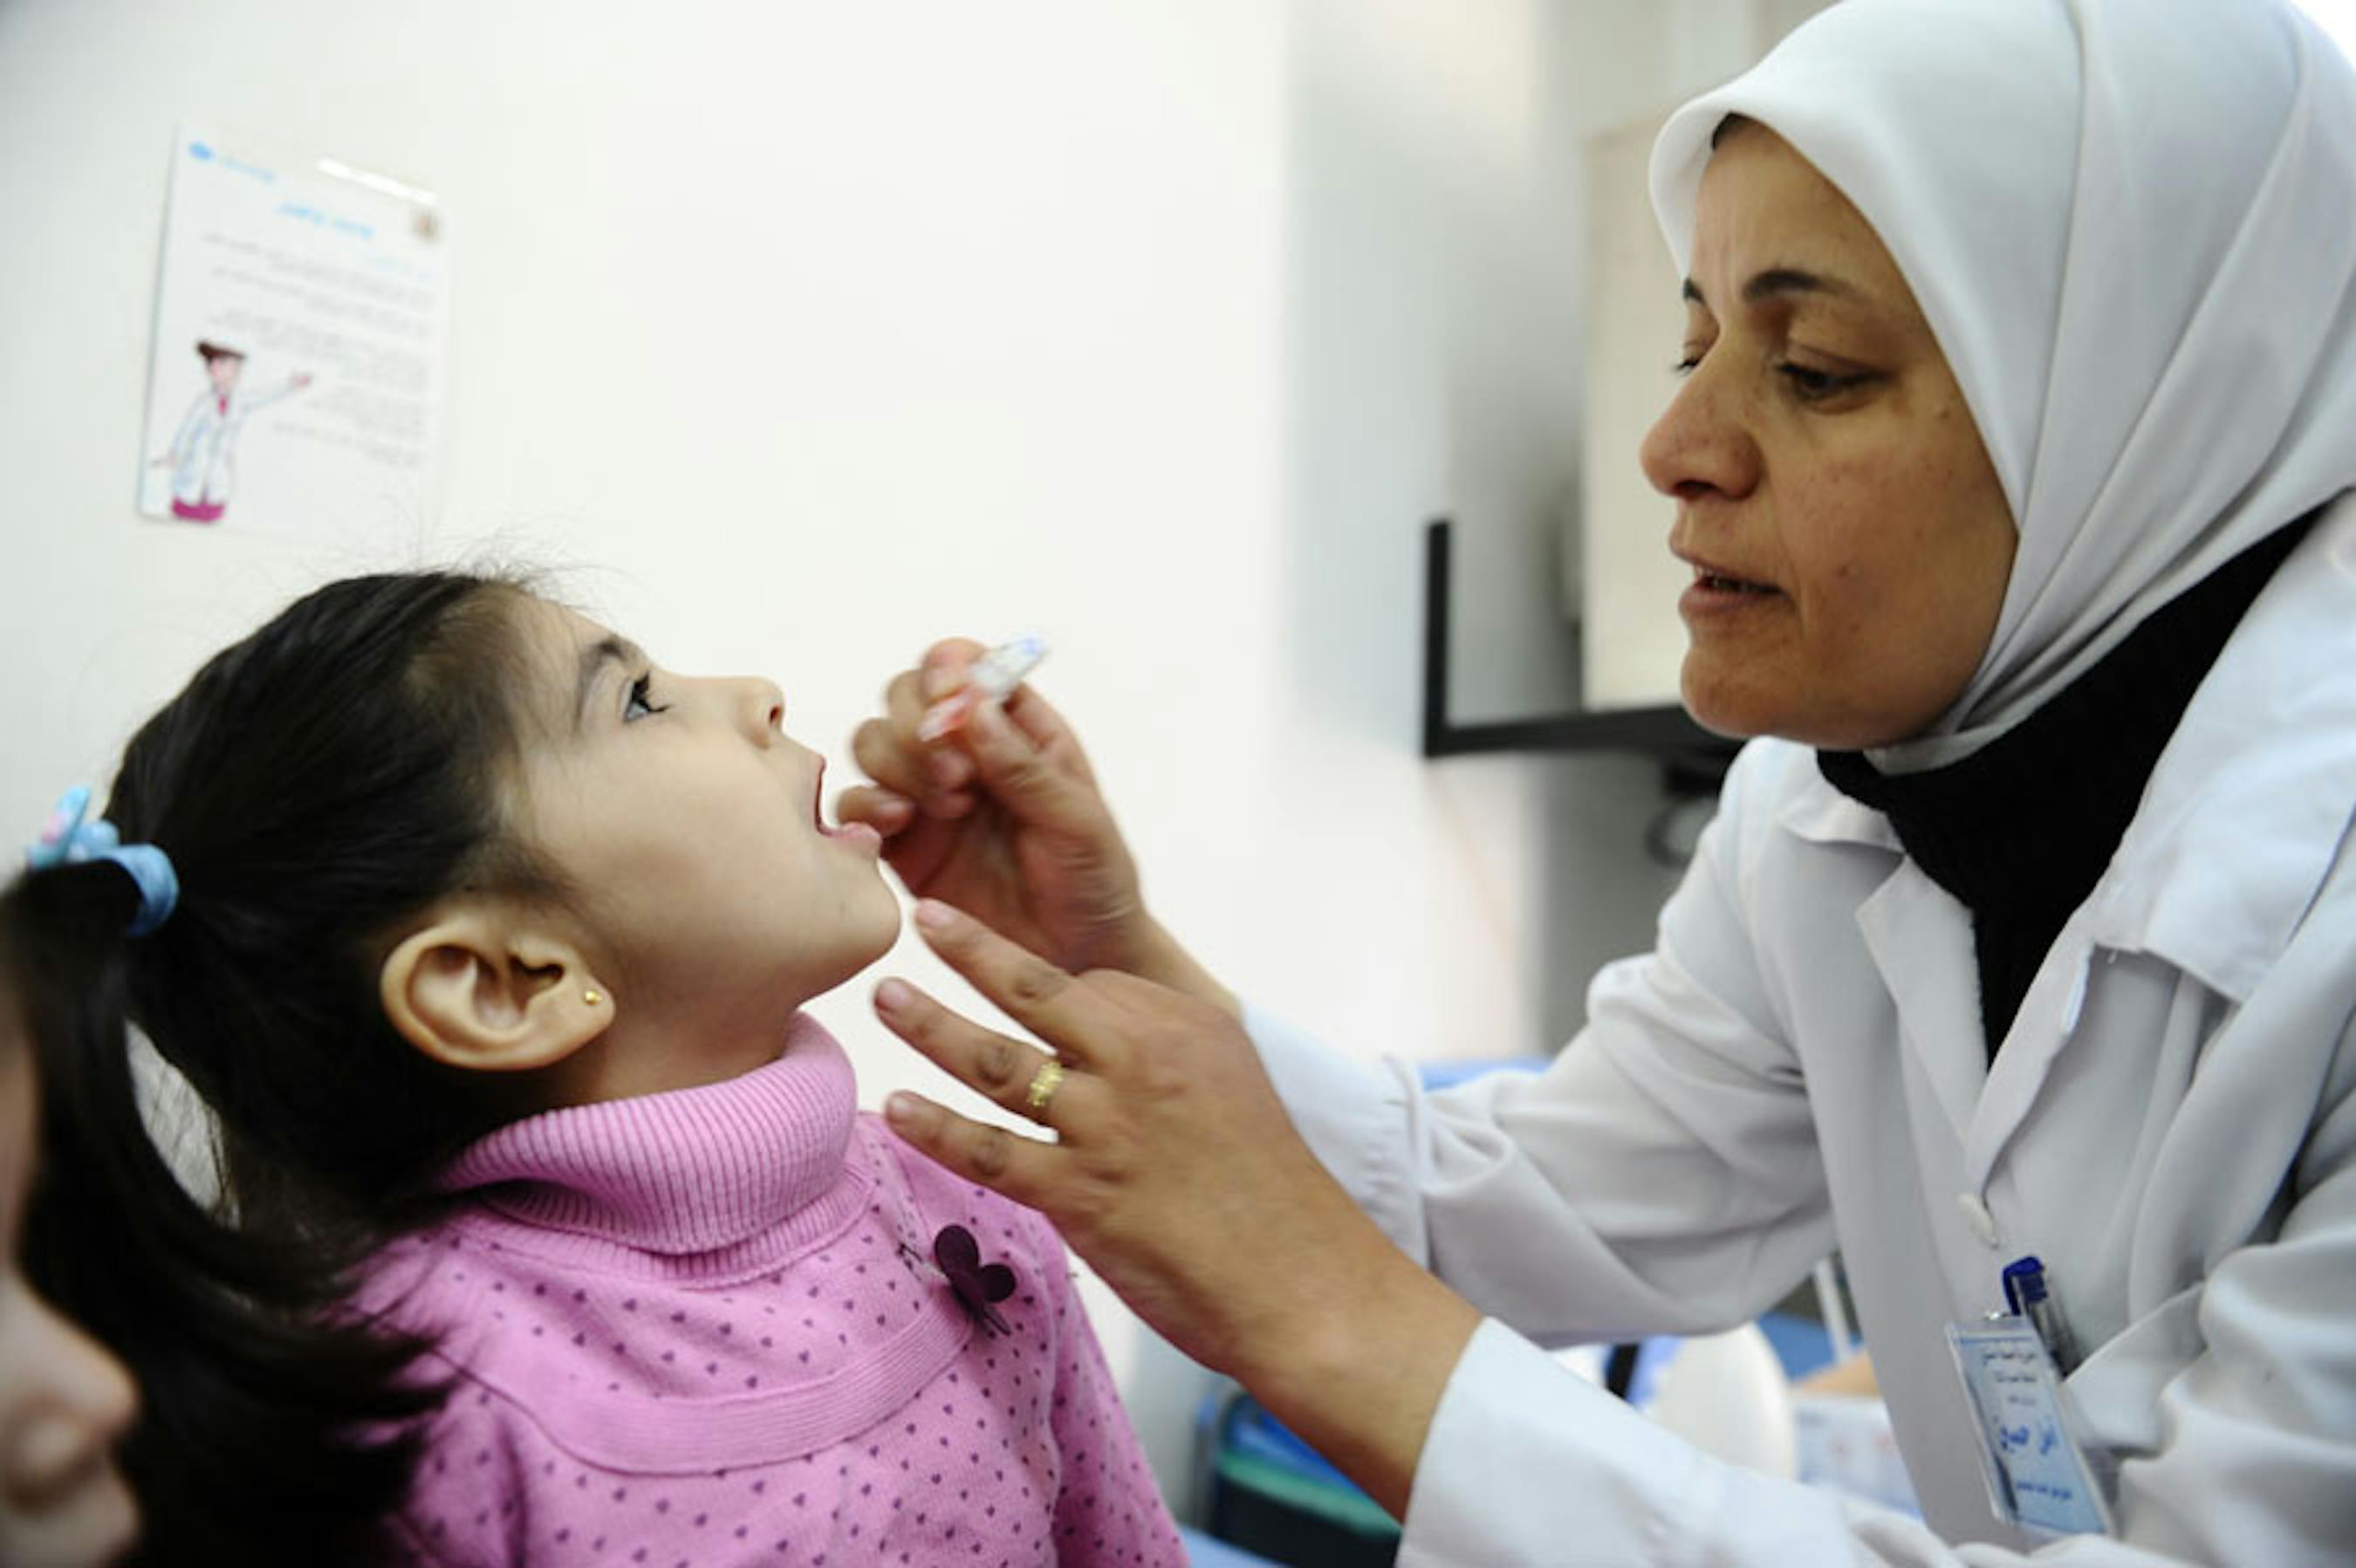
[1681,267,1863,308]
[574,634,647,729]
[1744,265,1859,303]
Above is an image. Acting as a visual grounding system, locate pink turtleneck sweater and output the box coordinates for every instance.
[365,1015,1183,1567]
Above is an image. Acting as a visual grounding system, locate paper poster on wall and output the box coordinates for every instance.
[137,126,448,531]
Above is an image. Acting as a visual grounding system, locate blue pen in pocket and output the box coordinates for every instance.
[2002,1256,2081,1376]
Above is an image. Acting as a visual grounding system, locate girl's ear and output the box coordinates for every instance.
[379,906,608,1072]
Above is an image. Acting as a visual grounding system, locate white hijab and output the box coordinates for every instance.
[1649,0,2356,767]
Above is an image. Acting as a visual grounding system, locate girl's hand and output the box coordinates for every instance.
[841,641,1229,1007]
[873,900,1479,1518]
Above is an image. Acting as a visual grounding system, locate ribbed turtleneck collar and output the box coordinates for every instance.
[437,1013,857,1256]
[1816,515,2311,1055]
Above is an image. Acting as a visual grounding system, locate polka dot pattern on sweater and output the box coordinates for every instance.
[374,1030,1182,1567]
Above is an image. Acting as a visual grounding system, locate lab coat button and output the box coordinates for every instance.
[1956,1193,2002,1249]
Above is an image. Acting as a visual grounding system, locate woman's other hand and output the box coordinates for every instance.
[841,640,1231,1009]
[873,899,1481,1519]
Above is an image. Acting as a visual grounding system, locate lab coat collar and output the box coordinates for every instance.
[2088,493,2356,1003]
[1775,770,1899,852]
[1776,494,2356,1004]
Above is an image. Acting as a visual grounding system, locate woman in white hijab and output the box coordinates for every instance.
[846,0,2356,1559]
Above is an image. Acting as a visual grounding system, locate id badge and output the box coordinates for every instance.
[1945,1318,2113,1537]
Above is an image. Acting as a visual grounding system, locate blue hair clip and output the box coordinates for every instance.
[25,784,180,937]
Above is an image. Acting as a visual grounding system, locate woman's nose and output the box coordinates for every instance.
[2,1295,139,1507]
[1639,354,1760,503]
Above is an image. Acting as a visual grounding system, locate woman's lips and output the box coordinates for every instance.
[1679,564,1783,618]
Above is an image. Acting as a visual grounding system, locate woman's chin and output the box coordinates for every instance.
[1679,666,1914,751]
[1678,666,1772,743]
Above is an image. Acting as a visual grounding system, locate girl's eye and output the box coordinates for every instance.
[1777,362,1875,401]
[624,673,670,722]
[1672,354,1702,376]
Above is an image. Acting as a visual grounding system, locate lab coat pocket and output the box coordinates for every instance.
[2055,1282,2200,1462]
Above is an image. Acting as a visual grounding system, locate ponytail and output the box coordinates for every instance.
[6,862,438,1563]
[10,570,557,1563]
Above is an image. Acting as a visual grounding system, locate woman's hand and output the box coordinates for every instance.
[873,899,1481,1519]
[840,640,1229,1008]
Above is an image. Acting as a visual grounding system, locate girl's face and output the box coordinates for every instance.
[510,600,901,1095]
[1640,122,2016,749]
[203,355,242,396]
[0,1016,140,1568]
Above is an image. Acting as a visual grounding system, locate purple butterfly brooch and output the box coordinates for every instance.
[924,1224,1017,1336]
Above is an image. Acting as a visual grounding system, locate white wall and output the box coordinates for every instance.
[0,0,1706,1513]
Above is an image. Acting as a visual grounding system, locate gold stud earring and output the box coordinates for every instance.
[583,989,603,1008]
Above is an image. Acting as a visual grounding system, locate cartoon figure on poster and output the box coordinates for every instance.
[148,341,312,524]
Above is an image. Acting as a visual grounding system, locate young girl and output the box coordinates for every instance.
[27,571,1183,1566]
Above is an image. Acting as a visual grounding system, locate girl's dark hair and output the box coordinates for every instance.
[10,571,558,1565]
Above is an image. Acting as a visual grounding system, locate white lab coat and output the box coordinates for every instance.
[161,380,302,509]
[1253,493,2356,1565]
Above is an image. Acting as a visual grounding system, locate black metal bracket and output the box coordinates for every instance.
[1421,517,1732,772]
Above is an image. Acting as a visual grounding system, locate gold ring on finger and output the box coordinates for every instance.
[1024,1058,1067,1117]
